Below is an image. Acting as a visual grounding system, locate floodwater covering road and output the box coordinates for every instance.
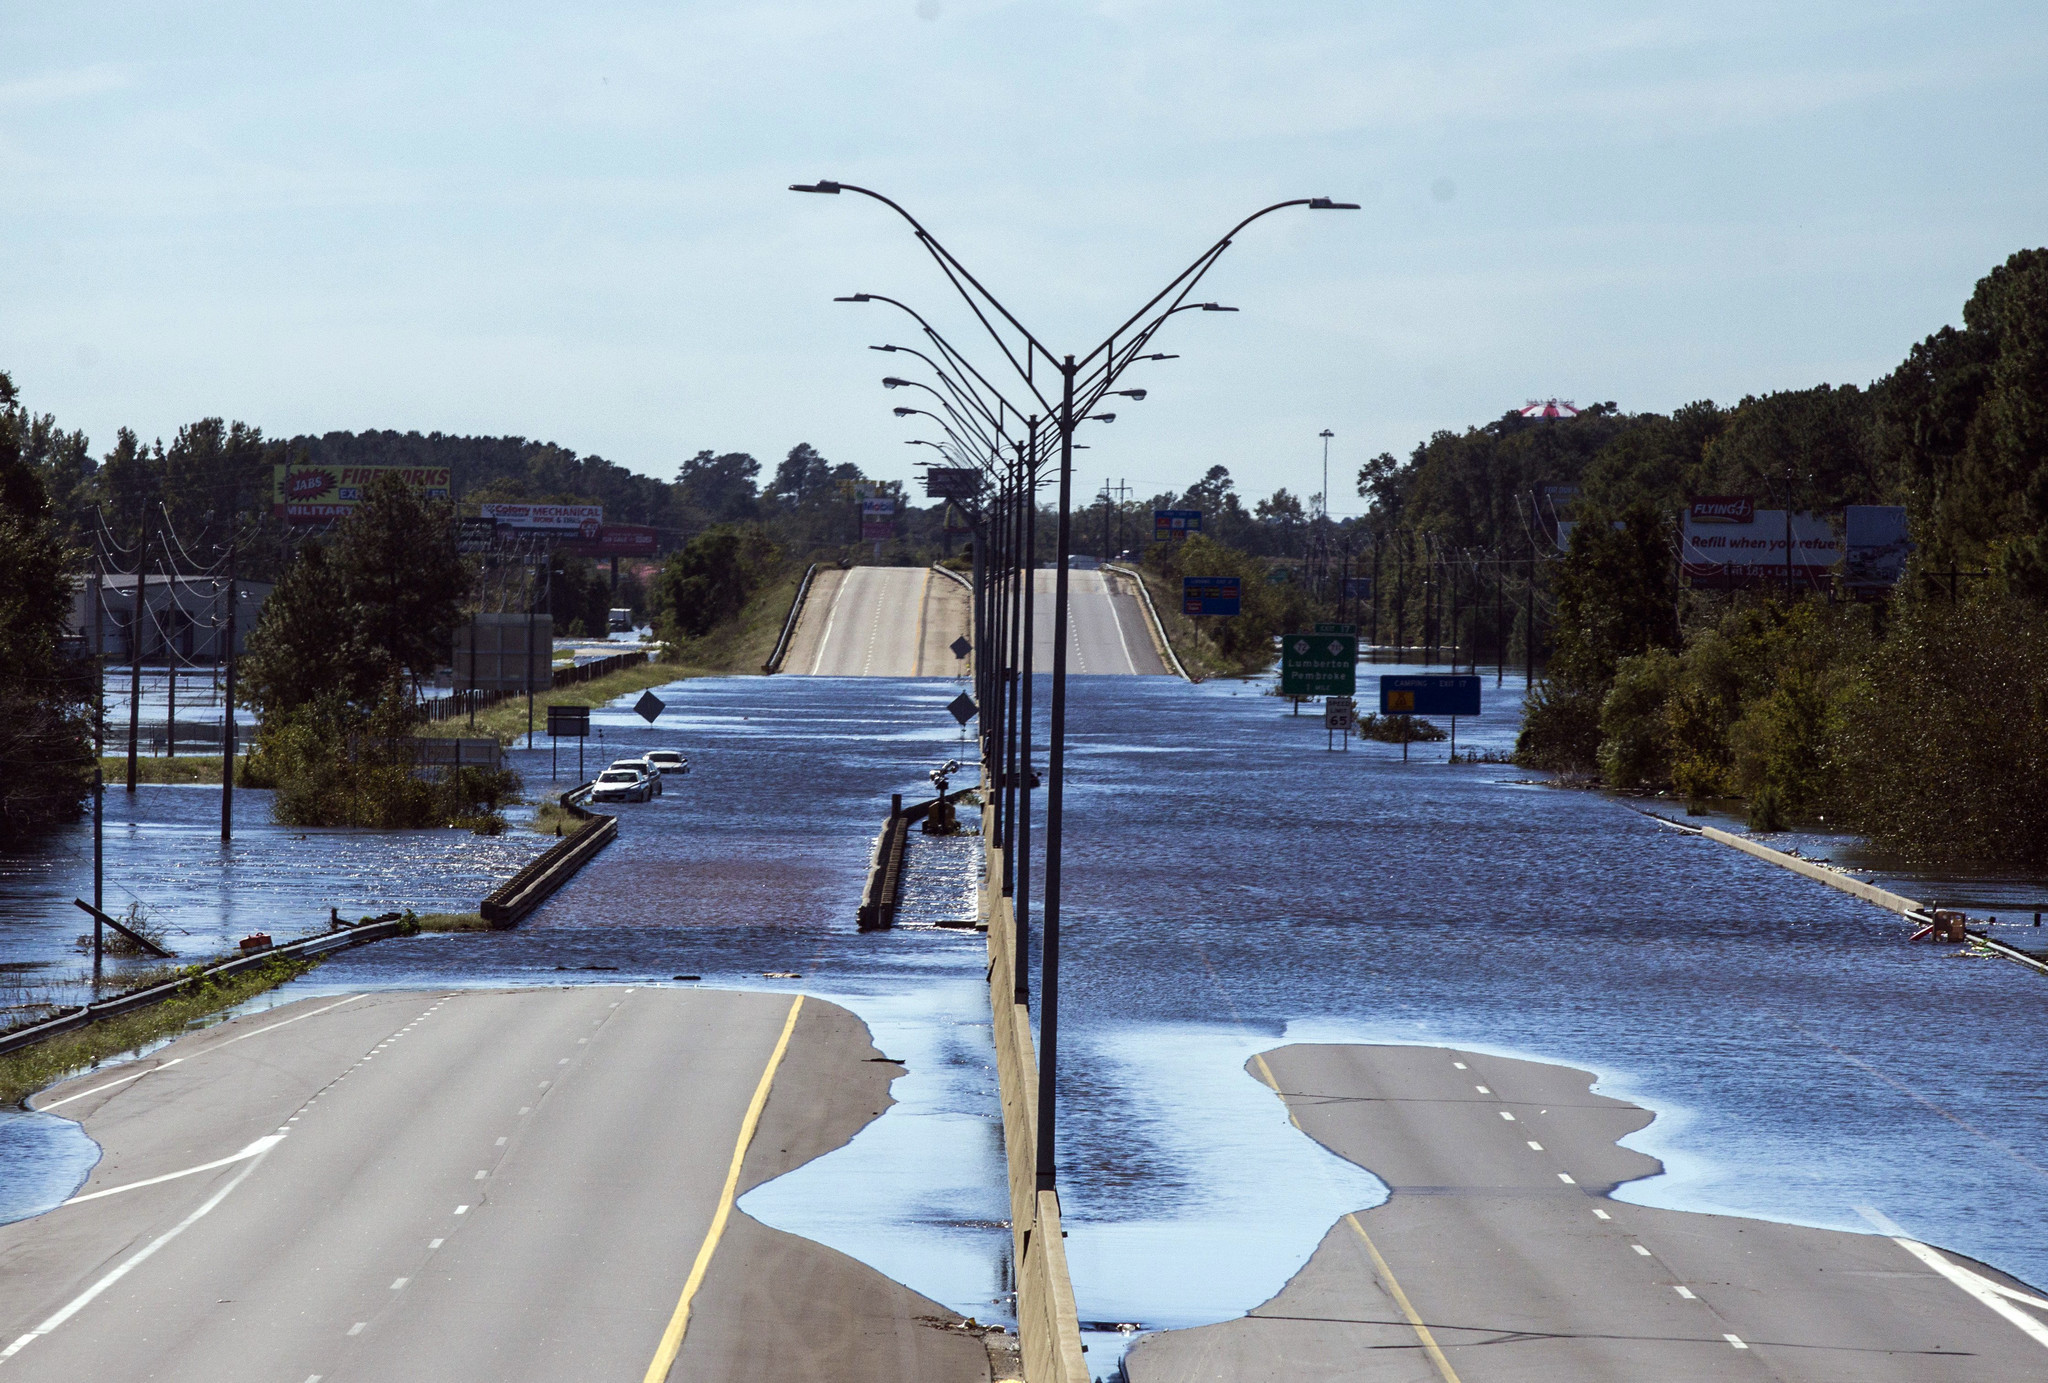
[3,667,2045,1378]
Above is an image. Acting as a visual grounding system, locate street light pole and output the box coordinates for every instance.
[799,185,1357,1198]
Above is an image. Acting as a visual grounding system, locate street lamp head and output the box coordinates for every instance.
[790,181,843,194]
[868,344,897,352]
[833,293,872,303]
[1138,353,1179,361]
[1308,197,1361,210]
[1111,389,1147,400]
[882,376,911,388]
[893,407,916,417]
[1319,429,1334,439]
[1199,303,1239,312]
[1088,413,1117,424]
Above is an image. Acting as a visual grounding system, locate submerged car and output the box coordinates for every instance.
[589,768,652,804]
[643,749,688,776]
[608,758,662,796]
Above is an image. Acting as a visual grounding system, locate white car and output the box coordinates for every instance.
[643,749,688,777]
[589,768,652,804]
[608,758,663,796]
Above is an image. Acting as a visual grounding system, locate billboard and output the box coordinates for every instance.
[1681,509,1838,590]
[923,467,982,501]
[272,464,451,523]
[551,524,661,559]
[860,498,896,542]
[1844,506,1910,592]
[1154,509,1202,539]
[1182,575,1241,616]
[478,503,603,535]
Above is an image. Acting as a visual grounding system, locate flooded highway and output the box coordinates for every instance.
[4,667,2045,1374]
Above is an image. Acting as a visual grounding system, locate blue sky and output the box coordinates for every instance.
[3,1,2044,512]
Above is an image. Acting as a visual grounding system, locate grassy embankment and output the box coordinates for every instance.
[447,660,695,747]
[673,561,809,672]
[95,754,261,785]
[1113,567,1252,679]
[0,956,318,1107]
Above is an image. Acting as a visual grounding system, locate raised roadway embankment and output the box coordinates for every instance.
[1027,568,1167,676]
[1,988,993,1383]
[1128,1043,2048,1381]
[786,567,972,677]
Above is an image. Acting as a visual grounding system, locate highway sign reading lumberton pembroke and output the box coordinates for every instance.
[1279,631,1358,697]
[1379,674,1481,716]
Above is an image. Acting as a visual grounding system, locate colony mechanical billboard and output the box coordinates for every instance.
[272,464,451,523]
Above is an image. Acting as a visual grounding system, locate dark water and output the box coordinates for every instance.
[0,784,553,1017]
[1020,669,2048,1350]
[5,667,2045,1380]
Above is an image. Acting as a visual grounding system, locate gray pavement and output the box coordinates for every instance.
[1,987,992,1383]
[794,567,952,677]
[1127,1043,2048,1381]
[1028,569,1168,676]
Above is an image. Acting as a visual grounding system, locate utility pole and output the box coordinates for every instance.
[126,523,148,792]
[221,542,238,841]
[1526,503,1537,690]
[92,555,105,985]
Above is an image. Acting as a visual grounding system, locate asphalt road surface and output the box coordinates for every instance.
[1127,1043,2048,1381]
[1027,568,1168,676]
[791,567,971,678]
[2,987,995,1383]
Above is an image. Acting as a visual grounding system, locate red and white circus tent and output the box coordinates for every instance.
[1519,398,1580,419]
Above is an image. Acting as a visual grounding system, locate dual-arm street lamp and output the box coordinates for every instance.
[797,180,1356,1197]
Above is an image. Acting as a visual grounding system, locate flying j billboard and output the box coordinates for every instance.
[1681,507,1837,590]
[273,464,451,522]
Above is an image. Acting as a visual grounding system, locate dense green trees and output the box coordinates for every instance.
[241,473,468,721]
[649,526,780,642]
[0,374,93,830]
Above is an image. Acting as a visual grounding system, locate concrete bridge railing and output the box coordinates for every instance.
[981,807,1089,1383]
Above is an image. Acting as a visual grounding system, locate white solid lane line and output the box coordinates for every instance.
[63,1134,286,1206]
[808,570,853,675]
[38,994,369,1111]
[1,1145,274,1361]
[1101,575,1140,673]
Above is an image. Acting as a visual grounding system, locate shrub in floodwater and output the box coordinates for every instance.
[258,688,521,830]
[1358,713,1447,744]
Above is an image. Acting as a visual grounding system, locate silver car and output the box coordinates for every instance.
[609,758,663,796]
[643,749,688,777]
[589,768,652,804]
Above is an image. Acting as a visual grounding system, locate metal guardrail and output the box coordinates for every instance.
[478,785,617,927]
[764,564,821,674]
[0,919,407,1058]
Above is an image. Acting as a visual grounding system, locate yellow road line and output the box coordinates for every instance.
[1344,1214,1463,1383]
[1253,1053,1463,1383]
[642,995,806,1383]
[913,568,932,676]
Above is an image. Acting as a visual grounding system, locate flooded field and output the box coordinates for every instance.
[4,665,2044,1377]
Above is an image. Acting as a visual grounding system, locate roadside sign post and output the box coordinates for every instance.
[1378,674,1481,763]
[1280,630,1359,703]
[1181,575,1241,617]
[548,704,590,783]
[1324,694,1356,751]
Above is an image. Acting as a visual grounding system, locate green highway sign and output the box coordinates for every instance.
[1280,631,1358,697]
